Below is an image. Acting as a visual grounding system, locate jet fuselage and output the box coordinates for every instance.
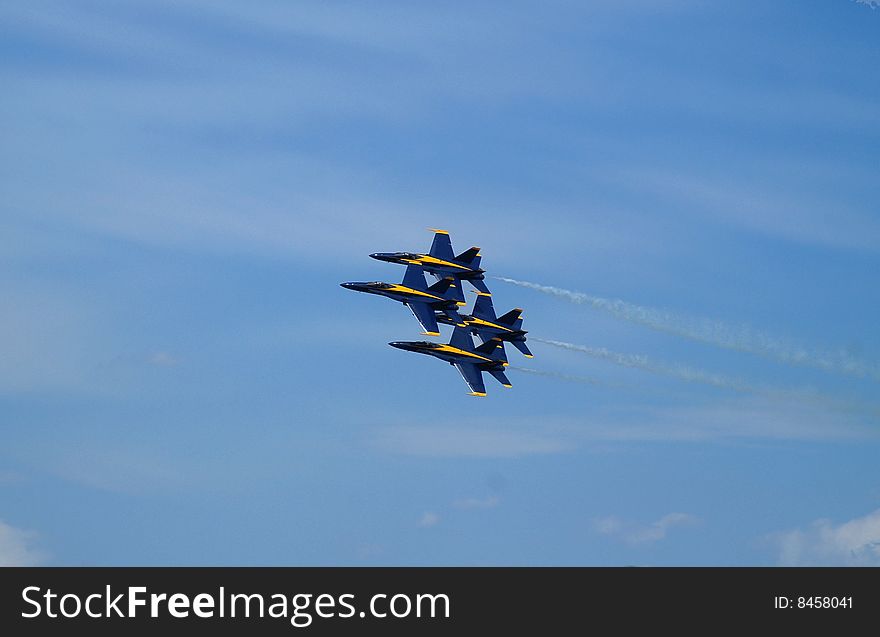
[436,312,527,338]
[388,340,507,370]
[340,281,457,309]
[370,252,485,280]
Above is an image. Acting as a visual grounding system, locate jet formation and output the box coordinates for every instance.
[341,229,531,396]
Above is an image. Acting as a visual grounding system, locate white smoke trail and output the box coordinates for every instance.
[532,339,880,416]
[534,338,754,392]
[509,365,605,386]
[496,277,879,381]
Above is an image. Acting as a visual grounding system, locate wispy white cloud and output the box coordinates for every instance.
[34,443,191,495]
[595,512,699,545]
[0,1,691,269]
[0,470,25,485]
[0,280,106,394]
[148,351,179,367]
[105,350,182,369]
[0,520,46,566]
[417,512,440,528]
[453,496,500,510]
[616,169,880,253]
[373,425,570,458]
[370,394,877,458]
[855,0,879,9]
[771,509,880,566]
[355,543,385,560]
[567,397,878,443]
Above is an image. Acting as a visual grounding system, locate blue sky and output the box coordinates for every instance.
[1,0,879,566]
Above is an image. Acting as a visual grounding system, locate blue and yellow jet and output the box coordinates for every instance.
[369,229,491,294]
[435,292,533,357]
[389,326,511,397]
[341,264,466,336]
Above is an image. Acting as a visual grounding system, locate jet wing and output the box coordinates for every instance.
[406,301,440,336]
[455,362,487,396]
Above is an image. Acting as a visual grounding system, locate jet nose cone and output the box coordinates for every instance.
[389,341,414,351]
[370,252,394,262]
[340,282,361,291]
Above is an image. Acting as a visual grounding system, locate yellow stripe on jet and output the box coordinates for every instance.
[385,284,443,300]
[415,254,471,270]
[433,344,493,362]
[466,317,514,332]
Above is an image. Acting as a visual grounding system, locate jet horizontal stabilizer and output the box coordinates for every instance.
[468,276,492,295]
[488,369,512,388]
[511,339,533,358]
[455,246,481,269]
[443,308,466,327]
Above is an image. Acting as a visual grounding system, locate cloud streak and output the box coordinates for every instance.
[370,393,877,454]
[417,512,440,528]
[453,496,500,510]
[595,513,699,545]
[373,425,570,458]
[497,277,880,382]
[771,508,880,566]
[0,520,46,566]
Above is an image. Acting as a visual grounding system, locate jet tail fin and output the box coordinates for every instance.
[428,229,455,261]
[449,326,475,351]
[402,264,427,290]
[471,293,497,320]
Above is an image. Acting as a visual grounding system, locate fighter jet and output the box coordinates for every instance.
[369,229,491,294]
[389,326,511,397]
[435,292,533,357]
[341,264,466,336]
